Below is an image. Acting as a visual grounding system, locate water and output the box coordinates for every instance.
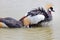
[0,27,52,40]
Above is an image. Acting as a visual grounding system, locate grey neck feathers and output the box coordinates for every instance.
[46,9,52,21]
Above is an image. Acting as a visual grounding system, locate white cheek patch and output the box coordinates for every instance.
[49,9,51,11]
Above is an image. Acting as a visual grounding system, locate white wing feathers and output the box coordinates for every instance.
[27,15,45,24]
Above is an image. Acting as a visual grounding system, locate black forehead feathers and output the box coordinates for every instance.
[50,7,53,9]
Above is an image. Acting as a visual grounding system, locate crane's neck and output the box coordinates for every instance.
[47,9,52,18]
[45,9,52,21]
[47,9,51,14]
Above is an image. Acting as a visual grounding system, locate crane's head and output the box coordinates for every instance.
[45,4,55,12]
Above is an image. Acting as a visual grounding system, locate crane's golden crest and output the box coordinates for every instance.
[45,4,53,9]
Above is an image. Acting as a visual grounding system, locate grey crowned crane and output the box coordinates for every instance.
[20,6,55,28]
[29,6,55,27]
